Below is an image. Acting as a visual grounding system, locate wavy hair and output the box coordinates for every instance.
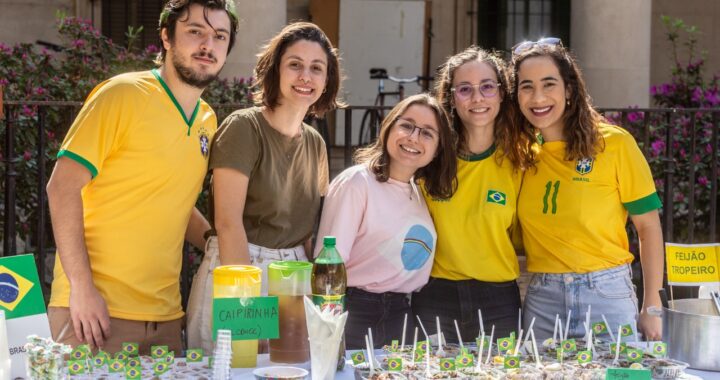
[354,94,457,199]
[510,43,605,161]
[434,45,534,171]
[253,22,344,117]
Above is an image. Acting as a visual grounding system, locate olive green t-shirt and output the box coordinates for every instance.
[209,107,329,248]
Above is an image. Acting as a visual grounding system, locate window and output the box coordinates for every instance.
[476,0,570,53]
[102,0,164,50]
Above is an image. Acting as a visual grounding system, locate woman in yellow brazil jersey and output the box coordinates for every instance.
[510,39,664,341]
[412,46,534,342]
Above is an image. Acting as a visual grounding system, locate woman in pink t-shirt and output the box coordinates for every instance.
[316,94,457,349]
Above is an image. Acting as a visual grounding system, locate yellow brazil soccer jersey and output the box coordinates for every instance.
[517,123,661,274]
[423,146,522,282]
[49,70,216,321]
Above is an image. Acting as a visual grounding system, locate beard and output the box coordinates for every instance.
[172,51,221,89]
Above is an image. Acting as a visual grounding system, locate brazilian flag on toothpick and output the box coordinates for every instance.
[68,360,86,375]
[186,348,203,363]
[620,324,633,337]
[504,356,520,369]
[114,351,128,361]
[151,345,168,359]
[653,342,667,357]
[627,348,644,362]
[439,358,455,371]
[71,344,90,360]
[126,357,140,369]
[455,354,473,368]
[592,321,608,335]
[93,351,110,368]
[108,359,125,373]
[351,351,366,365]
[390,340,399,352]
[413,350,423,363]
[153,361,170,375]
[497,336,515,353]
[125,366,141,380]
[388,357,402,371]
[415,340,428,354]
[561,339,577,352]
[610,343,627,355]
[577,350,593,364]
[122,342,139,356]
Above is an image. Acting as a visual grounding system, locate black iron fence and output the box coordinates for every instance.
[1,101,719,302]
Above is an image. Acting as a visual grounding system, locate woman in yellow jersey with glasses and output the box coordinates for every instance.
[412,46,534,341]
[510,39,664,341]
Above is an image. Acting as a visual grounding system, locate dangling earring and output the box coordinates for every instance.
[323,88,327,94]
[566,99,570,106]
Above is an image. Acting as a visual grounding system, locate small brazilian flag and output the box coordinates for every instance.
[71,345,88,360]
[627,348,644,363]
[151,345,169,359]
[388,357,402,371]
[68,360,86,375]
[592,321,608,335]
[122,342,139,356]
[351,351,366,365]
[455,354,473,368]
[439,358,455,371]
[186,348,203,362]
[620,324,634,337]
[93,351,110,367]
[114,351,128,361]
[125,366,141,380]
[653,342,667,357]
[557,348,565,361]
[561,339,577,352]
[497,337,515,353]
[487,190,507,205]
[476,336,490,350]
[416,340,428,354]
[153,361,169,375]
[164,352,175,364]
[504,356,520,369]
[610,343,627,355]
[577,350,592,364]
[390,340,399,352]
[108,359,125,373]
[126,357,141,368]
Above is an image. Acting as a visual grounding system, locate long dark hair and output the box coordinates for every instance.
[511,43,605,160]
[434,45,534,171]
[253,22,344,117]
[354,94,457,199]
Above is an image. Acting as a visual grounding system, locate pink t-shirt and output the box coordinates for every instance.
[315,164,437,293]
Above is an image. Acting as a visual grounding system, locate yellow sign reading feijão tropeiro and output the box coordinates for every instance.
[665,243,719,285]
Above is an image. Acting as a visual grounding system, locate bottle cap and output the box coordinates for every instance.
[323,236,336,246]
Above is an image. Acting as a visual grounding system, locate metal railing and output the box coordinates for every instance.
[2,101,719,302]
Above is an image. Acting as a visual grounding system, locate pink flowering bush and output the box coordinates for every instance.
[0,15,251,253]
[608,16,719,242]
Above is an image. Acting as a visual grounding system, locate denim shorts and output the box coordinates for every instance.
[344,287,413,349]
[412,277,521,343]
[522,264,639,342]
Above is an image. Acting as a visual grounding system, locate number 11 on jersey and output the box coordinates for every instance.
[542,180,560,214]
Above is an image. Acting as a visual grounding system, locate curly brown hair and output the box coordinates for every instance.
[434,45,534,171]
[354,94,458,199]
[253,22,344,118]
[510,42,605,161]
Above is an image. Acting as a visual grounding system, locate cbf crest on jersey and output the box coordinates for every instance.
[576,158,593,175]
[198,126,210,158]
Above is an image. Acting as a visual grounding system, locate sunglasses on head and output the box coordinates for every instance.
[513,37,562,55]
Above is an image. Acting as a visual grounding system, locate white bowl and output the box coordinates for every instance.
[253,366,309,380]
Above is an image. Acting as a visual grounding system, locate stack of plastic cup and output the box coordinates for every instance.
[212,329,233,380]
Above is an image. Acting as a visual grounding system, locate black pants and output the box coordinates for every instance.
[411,277,521,344]
[344,287,415,350]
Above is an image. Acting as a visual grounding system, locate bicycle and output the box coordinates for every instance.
[357,68,433,145]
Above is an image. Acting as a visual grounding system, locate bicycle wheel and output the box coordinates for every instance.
[358,109,381,145]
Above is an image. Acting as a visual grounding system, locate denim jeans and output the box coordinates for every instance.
[412,277,521,343]
[345,287,415,349]
[523,264,639,342]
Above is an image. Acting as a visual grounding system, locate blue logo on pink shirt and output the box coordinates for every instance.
[401,225,433,270]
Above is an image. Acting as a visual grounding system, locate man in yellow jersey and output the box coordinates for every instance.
[45,0,238,354]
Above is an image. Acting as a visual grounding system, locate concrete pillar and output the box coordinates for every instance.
[221,0,287,80]
[570,0,652,107]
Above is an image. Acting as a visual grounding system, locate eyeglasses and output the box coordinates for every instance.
[513,37,562,55]
[395,119,439,141]
[451,82,501,100]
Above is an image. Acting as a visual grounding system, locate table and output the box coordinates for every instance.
[231,353,720,380]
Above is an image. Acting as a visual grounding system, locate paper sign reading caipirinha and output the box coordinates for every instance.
[665,243,720,285]
[212,296,279,340]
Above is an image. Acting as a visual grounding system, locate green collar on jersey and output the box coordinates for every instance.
[152,68,200,135]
